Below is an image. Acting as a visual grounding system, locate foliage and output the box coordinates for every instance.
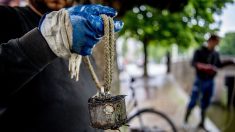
[148,44,168,62]
[118,0,233,76]
[119,0,234,49]
[219,32,235,56]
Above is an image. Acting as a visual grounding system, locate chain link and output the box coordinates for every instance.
[84,14,115,94]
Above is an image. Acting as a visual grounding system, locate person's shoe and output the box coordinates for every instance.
[182,122,190,132]
[184,108,192,123]
[197,123,209,132]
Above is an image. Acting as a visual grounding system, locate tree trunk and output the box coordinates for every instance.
[166,51,171,74]
[143,38,149,77]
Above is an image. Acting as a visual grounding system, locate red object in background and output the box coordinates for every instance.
[196,63,217,75]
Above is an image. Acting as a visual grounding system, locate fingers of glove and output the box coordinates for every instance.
[71,21,100,55]
[80,46,94,56]
[73,39,97,56]
[87,15,124,35]
[67,4,117,17]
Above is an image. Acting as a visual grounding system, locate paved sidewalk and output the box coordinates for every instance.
[119,72,220,132]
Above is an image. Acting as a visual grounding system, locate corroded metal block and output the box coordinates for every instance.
[88,94,127,130]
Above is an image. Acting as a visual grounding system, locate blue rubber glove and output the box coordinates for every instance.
[67,5,124,55]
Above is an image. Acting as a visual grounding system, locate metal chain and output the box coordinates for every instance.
[83,14,114,94]
[83,56,103,91]
[108,18,115,93]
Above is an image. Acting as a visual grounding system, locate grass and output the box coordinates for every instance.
[208,104,235,132]
[207,88,235,132]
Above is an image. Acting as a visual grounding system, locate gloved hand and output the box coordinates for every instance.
[67,5,123,55]
[40,4,123,57]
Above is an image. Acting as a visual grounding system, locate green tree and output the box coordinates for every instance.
[119,0,233,77]
[220,32,235,56]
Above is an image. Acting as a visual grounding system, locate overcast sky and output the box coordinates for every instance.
[218,2,235,37]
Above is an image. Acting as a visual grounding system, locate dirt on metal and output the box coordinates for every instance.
[88,94,127,130]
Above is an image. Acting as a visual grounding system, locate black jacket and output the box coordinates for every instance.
[192,46,233,80]
[0,6,100,132]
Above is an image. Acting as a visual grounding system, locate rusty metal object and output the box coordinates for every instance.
[88,94,127,130]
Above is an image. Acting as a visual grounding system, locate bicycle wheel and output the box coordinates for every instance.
[127,109,177,132]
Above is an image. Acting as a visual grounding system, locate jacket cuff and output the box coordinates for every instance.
[19,28,57,68]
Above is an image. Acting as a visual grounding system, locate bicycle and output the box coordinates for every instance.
[126,77,177,132]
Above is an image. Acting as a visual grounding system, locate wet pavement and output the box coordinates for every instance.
[118,72,220,132]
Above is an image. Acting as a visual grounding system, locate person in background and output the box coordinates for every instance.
[0,0,123,131]
[166,51,171,74]
[184,34,235,131]
[224,75,235,109]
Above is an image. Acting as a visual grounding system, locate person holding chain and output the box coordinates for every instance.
[0,1,123,131]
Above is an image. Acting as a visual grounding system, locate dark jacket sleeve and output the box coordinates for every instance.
[0,28,57,102]
[0,5,23,43]
[214,52,234,68]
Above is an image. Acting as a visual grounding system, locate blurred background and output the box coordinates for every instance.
[2,0,235,131]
